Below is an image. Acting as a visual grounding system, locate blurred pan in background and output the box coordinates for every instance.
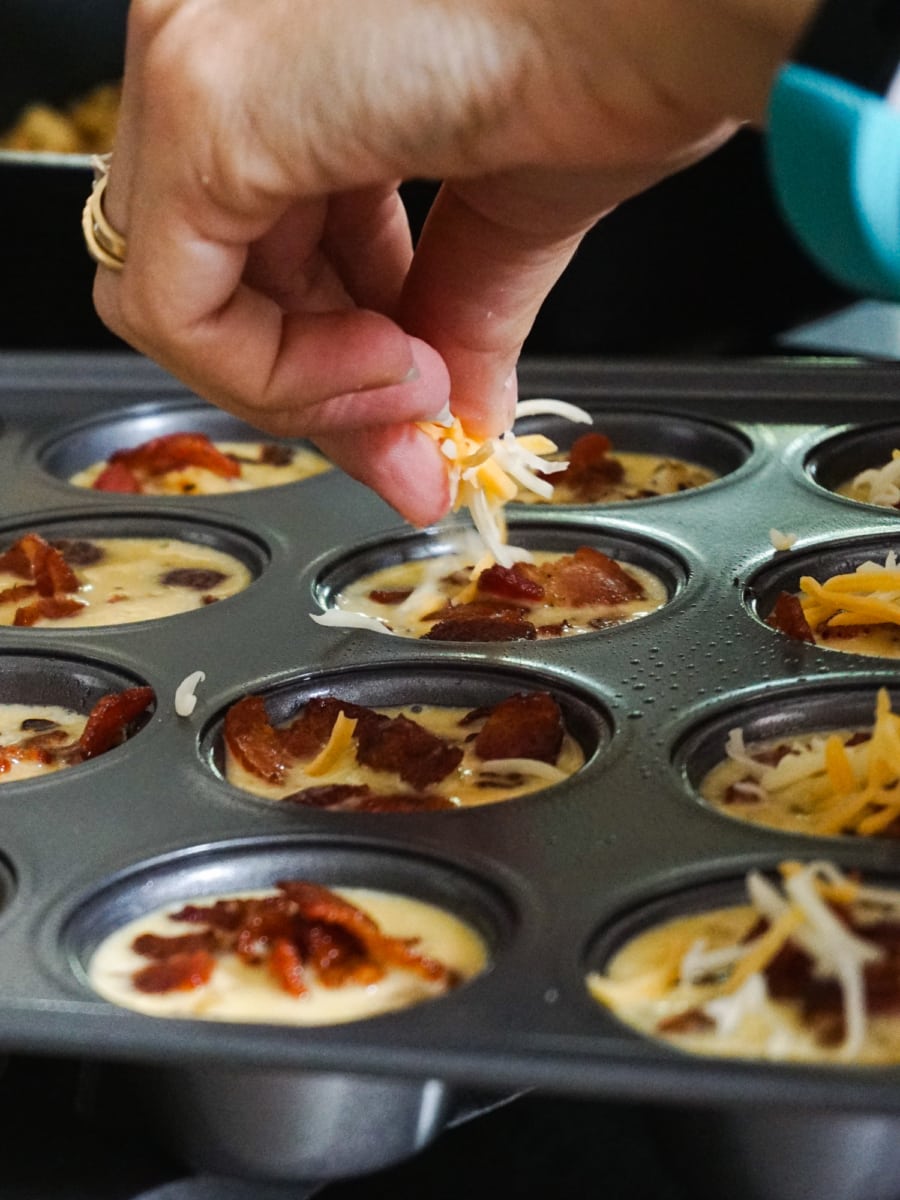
[0,1,852,353]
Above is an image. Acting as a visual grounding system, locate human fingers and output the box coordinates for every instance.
[314,422,452,528]
[93,5,448,436]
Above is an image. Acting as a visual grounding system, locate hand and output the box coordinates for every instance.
[92,0,817,524]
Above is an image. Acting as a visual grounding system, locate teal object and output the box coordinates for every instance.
[767,63,900,300]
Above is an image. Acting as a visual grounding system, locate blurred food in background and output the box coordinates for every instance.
[1,81,120,154]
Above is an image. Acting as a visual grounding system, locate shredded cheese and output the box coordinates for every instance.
[800,552,900,631]
[846,449,900,507]
[475,757,569,783]
[304,712,358,777]
[718,688,900,838]
[418,398,592,569]
[769,528,797,551]
[591,861,888,1059]
[174,670,205,717]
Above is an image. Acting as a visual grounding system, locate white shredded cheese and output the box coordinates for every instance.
[514,398,593,424]
[769,528,798,551]
[174,670,206,718]
[309,610,397,635]
[476,757,569,783]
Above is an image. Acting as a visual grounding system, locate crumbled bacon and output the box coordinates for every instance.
[223,695,290,783]
[51,539,105,566]
[78,686,155,759]
[282,783,453,812]
[0,686,153,774]
[657,1007,716,1034]
[476,563,545,603]
[542,432,626,500]
[282,696,370,759]
[0,532,87,624]
[354,712,463,789]
[133,950,216,994]
[107,432,242,480]
[474,692,564,764]
[368,589,413,605]
[425,614,537,642]
[130,880,457,996]
[762,905,900,1041]
[93,461,142,493]
[160,568,227,590]
[13,596,85,626]
[817,620,875,640]
[765,592,815,643]
[521,546,645,606]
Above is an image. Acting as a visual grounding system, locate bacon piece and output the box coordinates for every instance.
[657,1007,716,1034]
[51,539,105,567]
[368,589,413,605]
[269,937,307,996]
[78,686,155,759]
[476,563,544,603]
[817,620,875,640]
[544,432,626,500]
[282,784,454,812]
[523,546,645,606]
[276,881,452,983]
[425,614,537,642]
[93,461,142,492]
[160,568,227,590]
[259,443,294,466]
[766,592,815,643]
[130,881,457,997]
[354,712,464,789]
[0,584,36,605]
[13,596,85,626]
[0,741,57,774]
[0,533,80,596]
[224,695,289,783]
[282,696,371,758]
[133,950,216,993]
[132,930,219,959]
[473,692,564,764]
[109,432,241,479]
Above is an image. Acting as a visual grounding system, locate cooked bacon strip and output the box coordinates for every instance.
[93,461,142,492]
[276,881,452,983]
[354,712,464,789]
[78,686,155,759]
[522,546,645,606]
[269,937,308,996]
[223,695,290,783]
[131,881,456,996]
[542,432,625,499]
[474,692,564,764]
[282,784,454,812]
[766,591,816,643]
[425,614,537,642]
[109,432,241,479]
[0,533,79,595]
[132,931,219,959]
[133,950,216,994]
[476,563,545,602]
[13,596,85,626]
[0,584,36,605]
[282,696,370,759]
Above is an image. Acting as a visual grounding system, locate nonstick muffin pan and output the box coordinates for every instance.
[4,351,900,1198]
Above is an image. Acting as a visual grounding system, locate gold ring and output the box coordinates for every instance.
[82,154,127,271]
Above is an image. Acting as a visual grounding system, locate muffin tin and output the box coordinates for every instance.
[4,351,900,1197]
